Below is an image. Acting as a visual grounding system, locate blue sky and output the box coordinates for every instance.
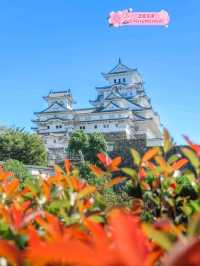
[0,0,199,144]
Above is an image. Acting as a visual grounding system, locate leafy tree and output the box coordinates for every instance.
[68,130,89,159]
[0,128,47,165]
[68,130,107,164]
[86,133,108,163]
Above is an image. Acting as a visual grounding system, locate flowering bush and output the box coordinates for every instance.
[0,130,200,265]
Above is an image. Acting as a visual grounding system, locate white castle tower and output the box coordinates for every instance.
[32,59,163,163]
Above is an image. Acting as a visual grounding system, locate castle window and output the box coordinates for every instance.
[123,78,126,83]
[94,125,97,129]
[118,78,121,83]
[114,79,117,83]
[47,126,50,129]
[56,125,62,129]
[83,126,85,130]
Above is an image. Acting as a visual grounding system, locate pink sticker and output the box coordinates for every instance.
[109,9,170,27]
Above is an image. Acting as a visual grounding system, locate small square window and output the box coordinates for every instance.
[47,126,50,129]
[94,125,97,129]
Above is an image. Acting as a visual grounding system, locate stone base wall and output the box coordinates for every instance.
[103,132,127,142]
[46,131,148,166]
[95,132,147,167]
[110,137,147,167]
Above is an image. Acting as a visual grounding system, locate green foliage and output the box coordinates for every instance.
[0,130,200,265]
[68,130,89,156]
[3,159,31,181]
[86,133,107,163]
[0,128,47,165]
[119,131,200,224]
[68,130,107,163]
[79,161,132,209]
[79,161,105,186]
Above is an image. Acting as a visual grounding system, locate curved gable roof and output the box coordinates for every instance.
[103,58,136,76]
[34,101,68,114]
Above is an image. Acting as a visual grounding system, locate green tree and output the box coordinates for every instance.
[0,128,47,166]
[68,130,107,164]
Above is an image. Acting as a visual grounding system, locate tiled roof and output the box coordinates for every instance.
[104,58,136,75]
[34,102,68,114]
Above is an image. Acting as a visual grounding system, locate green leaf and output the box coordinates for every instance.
[182,200,200,217]
[88,215,105,223]
[142,224,174,251]
[188,212,200,237]
[130,148,141,166]
[163,128,173,153]
[167,154,179,165]
[24,179,40,194]
[47,200,70,213]
[15,234,28,249]
[165,197,174,207]
[121,168,137,178]
[181,147,200,174]
[77,185,96,199]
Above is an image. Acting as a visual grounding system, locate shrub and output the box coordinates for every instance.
[3,159,31,181]
[79,161,132,209]
[0,130,199,265]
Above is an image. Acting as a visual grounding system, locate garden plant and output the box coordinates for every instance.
[0,130,200,265]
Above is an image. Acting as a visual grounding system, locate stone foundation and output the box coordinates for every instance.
[103,132,127,142]
[110,137,147,167]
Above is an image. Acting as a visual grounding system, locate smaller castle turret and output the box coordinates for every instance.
[43,90,73,110]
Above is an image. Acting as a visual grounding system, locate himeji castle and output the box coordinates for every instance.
[32,59,163,163]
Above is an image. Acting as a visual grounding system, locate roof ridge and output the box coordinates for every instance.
[105,59,135,75]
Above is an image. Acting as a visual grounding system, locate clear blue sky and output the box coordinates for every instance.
[0,0,199,144]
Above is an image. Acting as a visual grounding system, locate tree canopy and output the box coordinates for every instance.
[0,128,47,166]
[68,130,107,163]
